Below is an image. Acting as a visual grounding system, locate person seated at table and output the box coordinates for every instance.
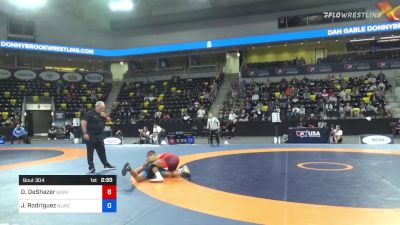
[48,124,57,140]
[393,119,400,138]
[139,126,151,144]
[115,129,124,138]
[331,124,343,144]
[11,123,28,144]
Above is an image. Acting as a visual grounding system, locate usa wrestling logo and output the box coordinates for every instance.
[296,130,321,138]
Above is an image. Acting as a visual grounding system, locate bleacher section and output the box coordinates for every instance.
[223,72,391,122]
[112,75,224,124]
[0,70,112,126]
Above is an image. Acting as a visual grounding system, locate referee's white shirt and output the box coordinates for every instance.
[207,117,220,130]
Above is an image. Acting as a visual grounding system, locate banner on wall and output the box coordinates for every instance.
[390,60,400,68]
[359,134,394,144]
[53,111,66,127]
[85,73,103,83]
[39,71,61,81]
[63,72,83,82]
[14,70,36,80]
[376,60,388,69]
[0,68,11,79]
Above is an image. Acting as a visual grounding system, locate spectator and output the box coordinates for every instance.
[48,124,57,140]
[197,106,206,121]
[139,126,150,144]
[393,119,400,137]
[331,124,343,144]
[151,123,164,144]
[11,124,28,144]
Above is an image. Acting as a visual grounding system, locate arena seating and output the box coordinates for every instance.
[222,72,391,122]
[111,74,224,124]
[0,72,112,126]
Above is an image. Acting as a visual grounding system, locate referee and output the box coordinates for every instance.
[81,101,115,173]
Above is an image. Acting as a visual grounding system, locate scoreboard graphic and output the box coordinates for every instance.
[19,175,117,213]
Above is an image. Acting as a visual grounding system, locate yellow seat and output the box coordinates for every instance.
[87,90,92,95]
[142,109,148,113]
[181,108,187,113]
[203,82,208,85]
[19,85,26,91]
[45,82,51,88]
[87,103,93,109]
[274,92,281,98]
[343,76,349,82]
[176,90,182,94]
[100,82,105,87]
[63,89,68,94]
[200,95,205,100]
[43,92,50,97]
[33,96,39,102]
[2,112,9,118]
[163,81,168,86]
[335,84,341,90]
[171,87,177,92]
[81,96,87,102]
[346,88,352,93]
[150,85,155,90]
[135,83,141,88]
[366,92,373,97]
[261,105,269,112]
[74,112,81,118]
[10,99,17,106]
[363,97,370,104]
[158,94,165,99]
[97,93,103,99]
[4,91,10,98]
[129,92,135,97]
[310,94,316,101]
[97,87,102,92]
[353,107,360,116]
[158,105,165,111]
[143,101,149,108]
[82,84,87,89]
[61,103,67,109]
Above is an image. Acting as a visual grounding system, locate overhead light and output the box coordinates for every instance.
[317,41,321,44]
[300,42,304,45]
[268,45,271,48]
[8,0,47,9]
[236,52,240,57]
[109,0,134,11]
[335,40,339,42]
[349,37,375,42]
[380,35,400,40]
[120,61,124,65]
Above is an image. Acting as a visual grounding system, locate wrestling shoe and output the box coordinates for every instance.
[104,165,116,171]
[89,168,96,174]
[179,165,191,181]
[121,163,131,176]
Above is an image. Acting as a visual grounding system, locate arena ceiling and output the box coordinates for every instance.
[2,0,371,32]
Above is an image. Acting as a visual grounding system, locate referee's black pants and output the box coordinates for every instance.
[209,129,219,145]
[86,135,110,170]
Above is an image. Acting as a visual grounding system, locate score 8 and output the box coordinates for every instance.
[102,185,116,199]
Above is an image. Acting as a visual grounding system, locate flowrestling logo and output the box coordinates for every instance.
[323,1,400,21]
[0,41,94,55]
[377,0,400,21]
[296,130,321,138]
